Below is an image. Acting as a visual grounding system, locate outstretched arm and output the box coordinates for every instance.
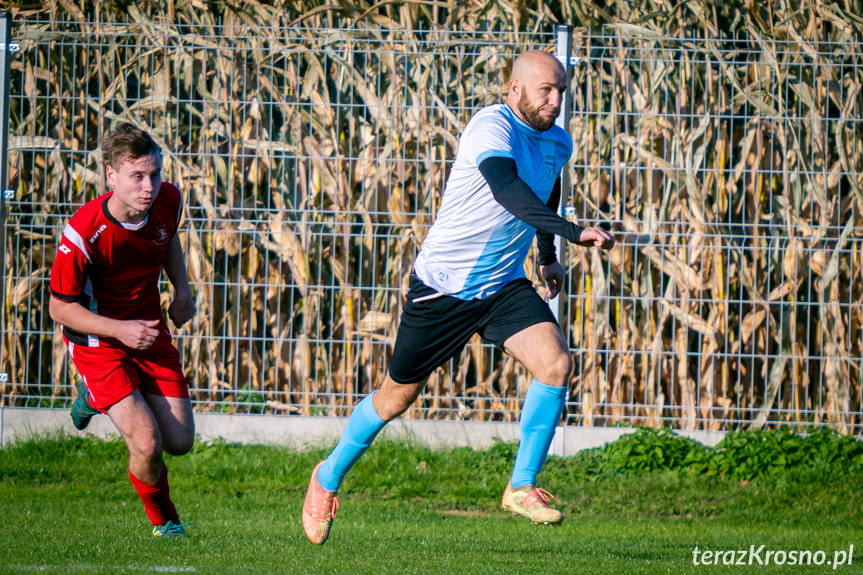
[478,156,615,251]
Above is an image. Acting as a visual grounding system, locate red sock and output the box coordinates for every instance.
[128,464,179,526]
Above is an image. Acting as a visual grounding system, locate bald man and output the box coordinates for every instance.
[301,50,615,545]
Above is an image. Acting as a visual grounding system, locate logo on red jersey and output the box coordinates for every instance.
[88,224,108,244]
[153,225,172,247]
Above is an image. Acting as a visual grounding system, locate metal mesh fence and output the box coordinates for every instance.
[1,16,862,432]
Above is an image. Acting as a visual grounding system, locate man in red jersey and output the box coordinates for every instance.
[49,122,196,537]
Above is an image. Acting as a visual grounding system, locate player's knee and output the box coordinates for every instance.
[543,351,572,387]
[128,435,162,462]
[374,392,413,422]
[377,398,411,422]
[163,425,195,456]
[165,436,194,456]
[560,352,573,378]
[376,377,424,421]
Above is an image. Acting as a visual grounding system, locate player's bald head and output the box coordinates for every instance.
[510,50,565,87]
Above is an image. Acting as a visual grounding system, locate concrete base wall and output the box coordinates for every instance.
[0,407,726,455]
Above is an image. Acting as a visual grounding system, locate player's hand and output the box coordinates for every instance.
[169,292,195,328]
[116,319,161,350]
[577,226,616,250]
[540,261,565,299]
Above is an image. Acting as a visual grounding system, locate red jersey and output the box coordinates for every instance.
[50,183,183,347]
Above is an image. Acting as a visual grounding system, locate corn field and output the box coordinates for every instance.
[1,1,862,433]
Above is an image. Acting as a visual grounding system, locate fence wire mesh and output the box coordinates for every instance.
[2,16,862,432]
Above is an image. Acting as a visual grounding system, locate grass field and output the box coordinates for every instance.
[2,430,862,574]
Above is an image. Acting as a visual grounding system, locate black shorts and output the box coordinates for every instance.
[387,275,559,383]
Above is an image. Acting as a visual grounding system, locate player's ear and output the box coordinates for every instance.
[105,164,116,186]
[509,78,521,99]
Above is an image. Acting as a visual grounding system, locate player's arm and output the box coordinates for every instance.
[536,179,565,298]
[536,177,563,266]
[49,297,161,350]
[478,156,614,250]
[163,233,194,328]
[50,225,160,349]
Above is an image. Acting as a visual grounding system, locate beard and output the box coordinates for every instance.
[518,100,559,131]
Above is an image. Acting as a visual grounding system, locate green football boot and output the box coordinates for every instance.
[152,519,193,538]
[69,381,100,430]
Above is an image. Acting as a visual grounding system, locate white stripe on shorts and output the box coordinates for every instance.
[411,291,445,303]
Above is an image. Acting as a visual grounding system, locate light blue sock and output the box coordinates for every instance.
[316,392,386,491]
[510,379,567,489]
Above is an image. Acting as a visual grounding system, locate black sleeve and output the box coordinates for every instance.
[536,178,561,266]
[478,156,585,262]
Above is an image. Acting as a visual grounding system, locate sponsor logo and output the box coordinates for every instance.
[88,224,107,244]
[58,244,72,255]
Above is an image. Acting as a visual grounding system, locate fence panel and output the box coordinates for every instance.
[1,16,861,432]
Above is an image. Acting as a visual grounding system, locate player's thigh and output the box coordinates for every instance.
[480,280,571,386]
[144,393,194,455]
[502,321,571,386]
[106,389,162,457]
[134,338,194,454]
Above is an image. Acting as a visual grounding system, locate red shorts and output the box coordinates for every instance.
[65,334,189,411]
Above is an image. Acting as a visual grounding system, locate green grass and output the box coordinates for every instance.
[2,431,863,574]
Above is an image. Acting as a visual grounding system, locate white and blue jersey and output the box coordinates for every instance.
[414,103,573,300]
